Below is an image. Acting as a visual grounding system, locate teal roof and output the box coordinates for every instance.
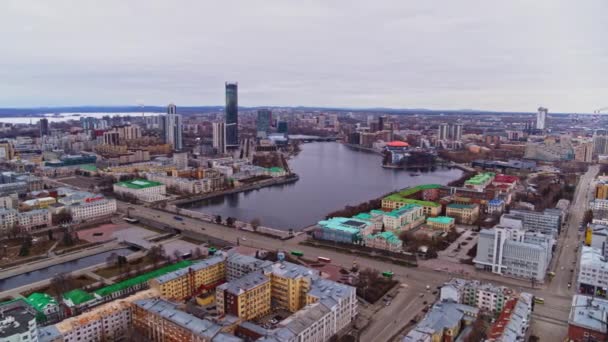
[317,217,369,234]
[427,216,455,224]
[26,293,57,312]
[367,231,401,244]
[266,167,285,173]
[114,179,163,189]
[354,213,372,220]
[385,204,421,217]
[63,289,94,305]
[95,260,193,297]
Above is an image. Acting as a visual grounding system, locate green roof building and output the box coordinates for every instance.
[364,231,403,252]
[114,179,163,189]
[314,217,373,244]
[63,289,95,307]
[26,293,58,315]
[94,260,193,299]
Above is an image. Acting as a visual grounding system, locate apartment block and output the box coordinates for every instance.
[474,216,553,282]
[446,203,480,225]
[17,209,52,232]
[149,256,226,300]
[440,278,514,315]
[132,298,221,341]
[508,209,562,236]
[216,271,271,320]
[113,179,166,202]
[70,198,117,222]
[381,204,425,231]
[486,294,533,342]
[225,253,273,282]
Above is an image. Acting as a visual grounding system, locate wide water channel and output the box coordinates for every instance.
[184,142,463,230]
[0,248,134,291]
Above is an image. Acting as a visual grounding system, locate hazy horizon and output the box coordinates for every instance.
[2,1,607,112]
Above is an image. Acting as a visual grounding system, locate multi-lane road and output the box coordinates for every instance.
[52,169,599,340]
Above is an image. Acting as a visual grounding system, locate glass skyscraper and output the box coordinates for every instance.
[225,82,239,147]
[256,109,272,138]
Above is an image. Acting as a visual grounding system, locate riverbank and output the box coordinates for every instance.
[173,174,299,206]
[342,143,383,155]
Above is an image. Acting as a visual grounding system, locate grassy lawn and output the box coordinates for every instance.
[94,256,158,279]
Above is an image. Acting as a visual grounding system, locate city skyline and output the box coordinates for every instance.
[2,1,607,112]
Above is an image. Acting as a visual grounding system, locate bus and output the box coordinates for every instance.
[318,256,331,263]
[291,250,304,257]
[534,297,545,304]
[123,217,139,224]
[382,271,394,279]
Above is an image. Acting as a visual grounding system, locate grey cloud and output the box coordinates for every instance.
[1,0,607,111]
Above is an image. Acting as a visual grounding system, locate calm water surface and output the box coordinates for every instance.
[185,142,462,230]
[0,248,134,291]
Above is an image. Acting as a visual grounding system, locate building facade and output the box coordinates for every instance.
[113,179,166,202]
[225,83,239,148]
[70,198,117,222]
[149,256,226,300]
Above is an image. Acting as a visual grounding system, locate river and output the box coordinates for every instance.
[184,142,463,230]
[0,248,134,291]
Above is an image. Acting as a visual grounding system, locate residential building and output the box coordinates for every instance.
[132,298,221,341]
[363,231,403,252]
[225,82,239,148]
[382,196,441,216]
[22,197,56,209]
[474,216,553,282]
[49,291,157,342]
[113,179,166,202]
[149,256,226,300]
[173,151,188,170]
[487,198,505,215]
[225,253,272,282]
[464,172,495,192]
[162,103,183,151]
[216,272,272,320]
[0,182,28,197]
[437,123,449,141]
[145,172,213,195]
[578,246,608,297]
[509,209,562,237]
[0,208,18,232]
[536,107,547,130]
[0,194,17,210]
[567,295,608,342]
[0,301,38,342]
[486,294,533,342]
[590,199,608,211]
[269,262,316,313]
[212,122,226,155]
[446,203,480,225]
[426,216,455,231]
[404,301,479,342]
[596,180,608,200]
[574,141,594,163]
[18,209,52,232]
[440,278,514,315]
[70,198,117,222]
[382,204,425,231]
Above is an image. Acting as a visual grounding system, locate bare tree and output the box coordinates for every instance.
[173,249,182,261]
[250,218,261,231]
[49,273,75,297]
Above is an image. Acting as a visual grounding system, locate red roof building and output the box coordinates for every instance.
[386,141,409,148]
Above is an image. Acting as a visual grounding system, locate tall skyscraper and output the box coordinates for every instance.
[451,123,463,141]
[225,82,239,148]
[438,123,449,140]
[39,118,49,137]
[163,103,183,151]
[256,109,272,138]
[378,116,387,131]
[212,122,226,154]
[536,107,548,130]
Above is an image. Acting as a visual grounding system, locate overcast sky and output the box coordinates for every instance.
[1,1,607,112]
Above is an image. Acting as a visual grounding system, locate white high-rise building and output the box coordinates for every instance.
[212,122,226,155]
[536,107,548,130]
[163,104,183,151]
[438,123,449,140]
